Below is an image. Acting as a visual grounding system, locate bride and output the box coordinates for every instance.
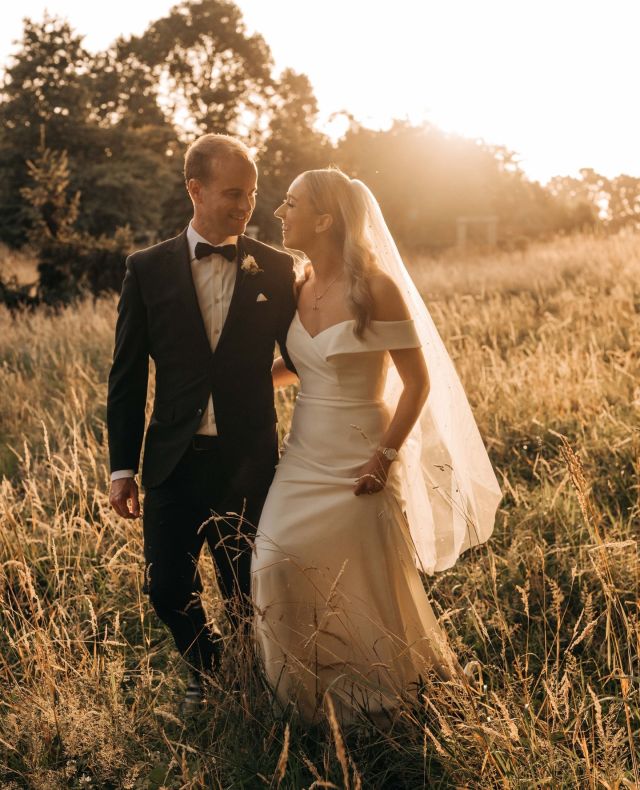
[250,167,501,726]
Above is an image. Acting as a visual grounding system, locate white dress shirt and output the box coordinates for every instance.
[111,222,238,481]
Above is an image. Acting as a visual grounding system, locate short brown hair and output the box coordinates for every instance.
[184,133,254,184]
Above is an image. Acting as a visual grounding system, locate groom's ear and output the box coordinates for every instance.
[187,178,200,204]
[188,177,211,205]
[315,213,333,234]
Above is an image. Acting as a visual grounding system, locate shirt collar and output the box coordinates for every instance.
[187,221,238,261]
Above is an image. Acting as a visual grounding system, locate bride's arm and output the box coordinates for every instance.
[272,267,305,390]
[354,274,429,496]
[272,355,299,388]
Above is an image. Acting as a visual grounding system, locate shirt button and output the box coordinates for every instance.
[196,408,203,415]
[214,328,220,335]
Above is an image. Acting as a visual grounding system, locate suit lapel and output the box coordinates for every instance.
[171,228,212,358]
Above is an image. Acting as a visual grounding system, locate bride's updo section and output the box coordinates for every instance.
[300,167,377,337]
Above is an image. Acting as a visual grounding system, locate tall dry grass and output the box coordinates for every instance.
[0,229,638,788]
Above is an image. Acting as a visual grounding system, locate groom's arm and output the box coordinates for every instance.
[107,254,149,479]
[276,255,297,374]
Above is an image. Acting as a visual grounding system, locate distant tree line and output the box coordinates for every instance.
[0,0,638,307]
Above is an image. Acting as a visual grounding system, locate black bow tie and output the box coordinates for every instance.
[194,241,237,262]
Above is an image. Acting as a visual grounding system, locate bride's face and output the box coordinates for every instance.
[274,176,325,252]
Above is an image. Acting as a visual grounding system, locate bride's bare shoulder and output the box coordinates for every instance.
[368,270,411,321]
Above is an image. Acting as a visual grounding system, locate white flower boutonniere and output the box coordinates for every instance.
[240,254,263,276]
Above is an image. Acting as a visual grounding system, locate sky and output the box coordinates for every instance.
[1,0,638,184]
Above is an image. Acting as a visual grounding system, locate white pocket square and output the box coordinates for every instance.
[256,293,268,302]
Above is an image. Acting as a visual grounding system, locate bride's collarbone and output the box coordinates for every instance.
[297,286,352,338]
[296,308,353,338]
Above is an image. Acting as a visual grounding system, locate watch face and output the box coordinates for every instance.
[384,448,398,460]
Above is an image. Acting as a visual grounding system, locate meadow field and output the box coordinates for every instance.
[0,230,638,788]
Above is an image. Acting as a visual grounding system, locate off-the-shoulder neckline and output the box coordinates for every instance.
[294,310,413,340]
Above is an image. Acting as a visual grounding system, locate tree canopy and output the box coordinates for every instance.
[0,0,636,262]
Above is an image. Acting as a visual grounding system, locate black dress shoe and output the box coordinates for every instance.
[179,670,206,716]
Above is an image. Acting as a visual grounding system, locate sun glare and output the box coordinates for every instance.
[240,0,639,183]
[1,0,638,182]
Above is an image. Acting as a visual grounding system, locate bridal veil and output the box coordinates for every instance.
[351,179,502,573]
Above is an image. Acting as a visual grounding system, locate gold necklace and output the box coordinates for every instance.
[311,273,342,311]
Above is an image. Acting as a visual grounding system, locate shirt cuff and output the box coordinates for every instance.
[111,469,135,481]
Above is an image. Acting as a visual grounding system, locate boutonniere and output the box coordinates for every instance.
[240,254,263,276]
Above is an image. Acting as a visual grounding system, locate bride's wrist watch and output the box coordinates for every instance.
[376,445,398,462]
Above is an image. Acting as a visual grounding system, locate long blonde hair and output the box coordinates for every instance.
[301,167,378,337]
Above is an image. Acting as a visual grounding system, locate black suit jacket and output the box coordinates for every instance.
[107,229,296,489]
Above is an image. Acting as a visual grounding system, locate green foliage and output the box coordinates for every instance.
[0,0,635,263]
[20,137,81,243]
[333,120,593,250]
[18,134,133,306]
[0,14,93,146]
[549,168,640,231]
[123,0,274,140]
[76,126,177,240]
[254,69,331,239]
[0,13,177,246]
[0,275,39,311]
[37,228,133,306]
[0,14,92,246]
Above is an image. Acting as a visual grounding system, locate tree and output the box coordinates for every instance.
[550,169,640,230]
[19,135,132,305]
[3,2,600,262]
[334,120,590,250]
[0,14,93,245]
[608,174,640,229]
[0,14,93,145]
[0,3,294,246]
[89,45,169,130]
[334,120,491,248]
[20,131,81,243]
[75,123,178,241]
[0,13,181,245]
[123,0,273,142]
[253,69,331,239]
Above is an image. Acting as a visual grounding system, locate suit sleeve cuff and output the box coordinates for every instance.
[111,469,135,481]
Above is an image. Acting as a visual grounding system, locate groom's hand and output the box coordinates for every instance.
[109,477,140,519]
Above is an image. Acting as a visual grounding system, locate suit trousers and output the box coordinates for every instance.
[141,427,278,677]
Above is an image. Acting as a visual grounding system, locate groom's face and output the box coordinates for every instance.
[189,154,258,240]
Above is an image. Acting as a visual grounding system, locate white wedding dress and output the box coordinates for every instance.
[251,312,457,726]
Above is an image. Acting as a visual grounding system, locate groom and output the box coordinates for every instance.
[107,133,296,707]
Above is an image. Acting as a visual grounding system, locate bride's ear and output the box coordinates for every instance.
[315,213,333,234]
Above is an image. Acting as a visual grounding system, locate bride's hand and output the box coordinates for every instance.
[354,454,391,496]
